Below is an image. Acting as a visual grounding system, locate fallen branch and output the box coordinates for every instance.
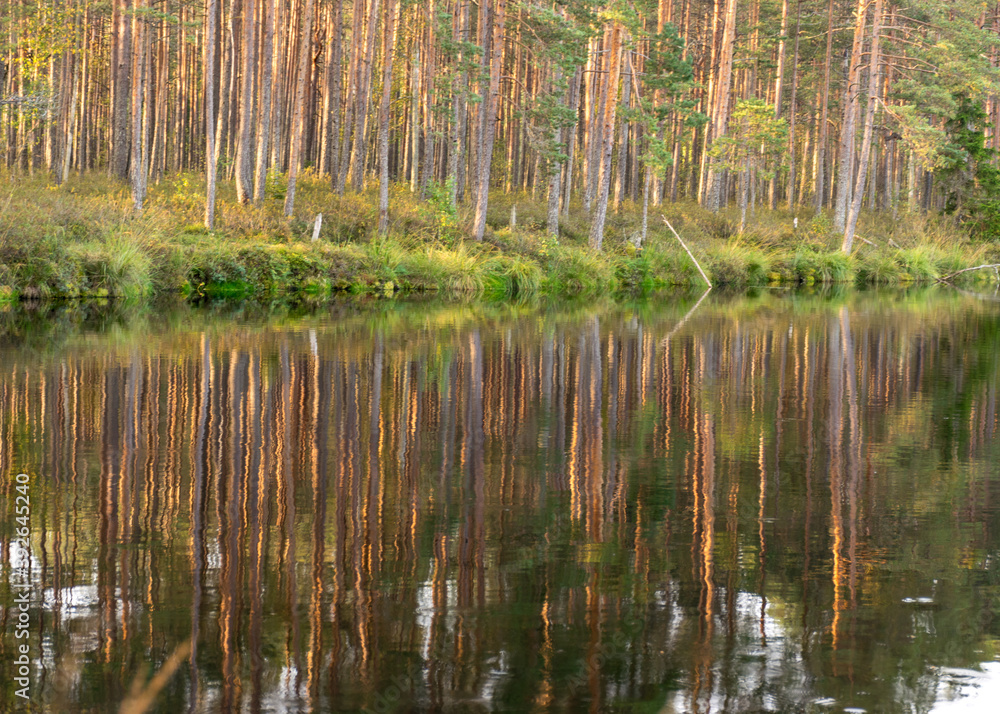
[661,216,712,288]
[936,263,1000,283]
[119,639,192,714]
[664,286,712,341]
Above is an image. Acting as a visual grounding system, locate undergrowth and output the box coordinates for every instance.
[0,170,997,301]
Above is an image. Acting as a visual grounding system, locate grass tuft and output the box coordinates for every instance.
[1,171,998,300]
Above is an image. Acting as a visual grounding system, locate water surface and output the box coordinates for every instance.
[1,289,999,713]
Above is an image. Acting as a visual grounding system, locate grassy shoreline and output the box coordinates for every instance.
[2,171,999,301]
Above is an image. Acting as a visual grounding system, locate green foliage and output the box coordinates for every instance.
[889,104,951,171]
[708,98,788,181]
[937,94,1000,241]
[422,179,459,239]
[514,1,596,177]
[630,20,702,181]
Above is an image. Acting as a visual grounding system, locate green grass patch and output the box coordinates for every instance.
[2,171,998,301]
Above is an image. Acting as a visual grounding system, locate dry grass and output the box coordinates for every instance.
[1,168,996,300]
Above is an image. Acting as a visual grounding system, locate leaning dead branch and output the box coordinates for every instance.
[936,264,1000,283]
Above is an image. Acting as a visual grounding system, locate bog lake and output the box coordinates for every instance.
[1,286,999,712]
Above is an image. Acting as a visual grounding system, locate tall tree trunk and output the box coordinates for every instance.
[471,0,505,242]
[130,0,147,211]
[284,0,316,216]
[378,0,401,234]
[547,129,562,237]
[815,0,835,212]
[582,35,599,212]
[349,0,382,192]
[420,0,436,196]
[215,3,234,172]
[769,0,789,209]
[834,0,867,231]
[562,66,581,217]
[704,0,738,210]
[786,0,800,210]
[409,45,420,193]
[449,0,469,206]
[613,49,632,211]
[546,68,564,238]
[254,0,276,203]
[206,0,219,228]
[320,0,342,182]
[588,23,623,251]
[234,0,256,202]
[110,0,132,179]
[843,0,883,252]
[698,0,724,205]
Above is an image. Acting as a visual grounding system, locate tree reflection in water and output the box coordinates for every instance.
[0,290,998,713]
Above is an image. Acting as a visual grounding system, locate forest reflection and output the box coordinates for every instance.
[1,290,999,713]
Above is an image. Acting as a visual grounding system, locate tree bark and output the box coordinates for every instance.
[834,0,867,231]
[769,0,789,209]
[448,0,469,206]
[814,0,835,212]
[110,0,132,180]
[562,66,581,217]
[471,0,505,242]
[786,0,800,210]
[234,0,256,202]
[704,0,738,210]
[284,0,316,216]
[348,0,382,192]
[206,0,219,228]
[253,0,276,203]
[130,0,147,211]
[842,0,883,253]
[588,23,623,251]
[613,50,632,211]
[378,0,401,234]
[409,45,420,193]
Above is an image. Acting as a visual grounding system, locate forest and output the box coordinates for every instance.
[2,0,1000,289]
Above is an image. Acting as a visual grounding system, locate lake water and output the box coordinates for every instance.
[1,288,999,713]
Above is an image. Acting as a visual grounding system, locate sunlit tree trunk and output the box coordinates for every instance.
[786,0,801,211]
[378,0,401,235]
[814,0,835,212]
[349,0,382,192]
[235,0,257,203]
[130,0,148,211]
[205,0,219,228]
[769,0,789,209]
[704,0,737,211]
[588,22,623,251]
[613,50,632,212]
[254,0,276,203]
[471,0,505,242]
[336,0,364,195]
[419,0,436,196]
[284,0,316,216]
[110,0,132,179]
[319,0,342,182]
[843,0,883,253]
[834,0,867,231]
[448,0,469,206]
[562,66,580,217]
